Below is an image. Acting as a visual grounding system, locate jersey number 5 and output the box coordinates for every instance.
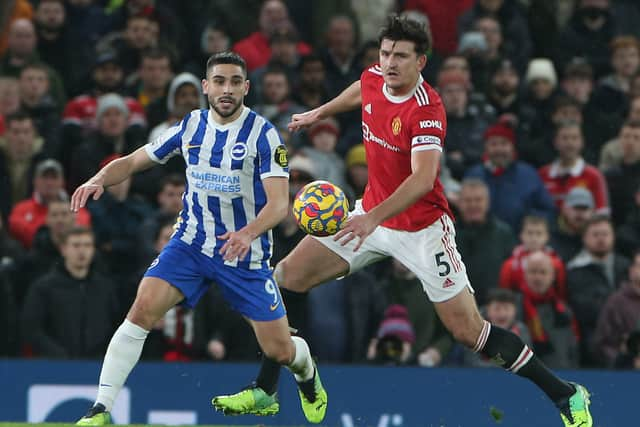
[435,252,451,277]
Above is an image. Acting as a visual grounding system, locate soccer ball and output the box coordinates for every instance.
[293,180,349,236]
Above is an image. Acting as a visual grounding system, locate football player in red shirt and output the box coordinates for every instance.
[214,15,593,427]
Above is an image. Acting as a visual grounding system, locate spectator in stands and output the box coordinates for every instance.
[614,329,640,369]
[438,68,494,180]
[0,112,44,219]
[379,259,454,367]
[128,48,174,127]
[9,159,90,249]
[253,67,305,136]
[0,216,23,351]
[605,120,640,226]
[615,182,640,257]
[561,58,595,110]
[299,117,348,191]
[600,96,640,171]
[520,251,579,369]
[500,216,567,300]
[459,0,531,73]
[272,191,306,266]
[345,144,368,201]
[485,59,535,130]
[287,154,317,195]
[455,178,516,305]
[320,15,359,99]
[184,23,230,77]
[472,15,503,65]
[21,227,120,358]
[0,76,21,135]
[139,174,185,259]
[590,36,640,143]
[104,14,158,76]
[0,18,65,106]
[539,121,609,215]
[232,0,311,72]
[567,215,630,365]
[292,53,329,110]
[592,251,640,367]
[68,93,144,191]
[87,154,153,279]
[550,187,596,263]
[465,120,556,232]
[367,304,415,365]
[18,62,60,150]
[556,0,617,79]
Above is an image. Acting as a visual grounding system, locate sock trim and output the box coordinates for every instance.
[508,345,533,373]
[122,319,150,339]
[473,320,491,353]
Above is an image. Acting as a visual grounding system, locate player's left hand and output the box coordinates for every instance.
[333,213,379,252]
[218,230,254,262]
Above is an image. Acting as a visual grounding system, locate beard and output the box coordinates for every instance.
[210,95,242,118]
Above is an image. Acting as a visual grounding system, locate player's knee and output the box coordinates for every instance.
[274,258,303,291]
[449,315,484,348]
[127,296,160,330]
[263,341,295,365]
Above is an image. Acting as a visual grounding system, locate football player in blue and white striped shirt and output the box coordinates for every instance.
[72,52,327,426]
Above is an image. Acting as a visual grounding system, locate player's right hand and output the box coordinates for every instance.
[71,183,104,212]
[288,108,321,132]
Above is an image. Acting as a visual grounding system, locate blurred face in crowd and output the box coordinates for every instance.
[530,78,554,101]
[36,1,66,32]
[479,0,504,12]
[619,125,640,163]
[348,164,368,196]
[379,39,426,95]
[126,16,155,49]
[203,27,229,55]
[629,254,640,286]
[552,104,583,126]
[271,38,297,65]
[524,252,555,295]
[360,45,380,69]
[140,56,172,91]
[629,97,640,121]
[520,222,549,252]
[300,59,325,87]
[459,183,489,224]
[98,107,127,138]
[203,64,248,120]
[0,78,21,115]
[262,72,289,104]
[630,75,640,98]
[34,170,64,202]
[173,83,201,117]
[441,56,471,82]
[327,17,355,57]
[440,82,468,116]
[47,200,74,238]
[154,223,174,253]
[158,183,185,215]
[486,300,516,329]
[612,46,640,78]
[8,19,36,58]
[61,233,95,270]
[311,130,337,153]
[562,76,593,105]
[259,0,289,34]
[474,17,502,56]
[485,136,515,168]
[19,67,50,105]
[492,67,519,97]
[554,124,583,162]
[93,62,123,92]
[5,118,36,160]
[583,220,614,258]
[561,203,593,233]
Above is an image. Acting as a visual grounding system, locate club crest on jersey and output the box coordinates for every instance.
[391,117,402,135]
[230,142,248,160]
[274,145,288,167]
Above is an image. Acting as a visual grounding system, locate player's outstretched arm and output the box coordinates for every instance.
[70,146,155,212]
[288,80,361,132]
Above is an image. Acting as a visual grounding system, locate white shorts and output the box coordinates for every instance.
[313,200,473,302]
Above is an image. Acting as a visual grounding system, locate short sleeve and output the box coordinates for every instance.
[257,124,289,179]
[144,115,189,164]
[409,105,446,154]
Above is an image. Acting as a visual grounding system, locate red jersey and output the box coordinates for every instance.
[538,158,609,215]
[63,94,147,130]
[360,64,453,231]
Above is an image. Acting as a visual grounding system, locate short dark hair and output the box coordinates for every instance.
[378,14,430,55]
[154,213,178,243]
[522,215,549,230]
[5,111,34,127]
[60,226,94,245]
[206,51,247,78]
[486,288,518,305]
[160,173,186,191]
[20,61,50,76]
[584,214,612,231]
[622,119,640,130]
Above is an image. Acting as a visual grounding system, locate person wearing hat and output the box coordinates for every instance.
[465,120,556,232]
[550,187,596,263]
[300,117,348,192]
[8,158,90,249]
[368,303,416,365]
[345,143,367,199]
[487,58,527,118]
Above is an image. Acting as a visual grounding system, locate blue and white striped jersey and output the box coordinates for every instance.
[144,107,289,270]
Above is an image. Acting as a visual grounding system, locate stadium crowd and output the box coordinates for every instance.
[1,0,639,371]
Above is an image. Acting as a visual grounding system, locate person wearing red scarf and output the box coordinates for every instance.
[520,251,579,369]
